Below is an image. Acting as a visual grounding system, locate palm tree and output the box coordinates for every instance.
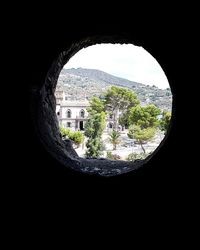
[109,130,121,150]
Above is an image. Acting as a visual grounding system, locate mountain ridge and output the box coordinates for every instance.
[57,68,172,111]
[61,67,144,89]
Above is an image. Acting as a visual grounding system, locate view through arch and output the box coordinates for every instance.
[55,43,172,162]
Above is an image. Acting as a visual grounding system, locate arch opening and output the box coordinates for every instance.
[31,35,173,176]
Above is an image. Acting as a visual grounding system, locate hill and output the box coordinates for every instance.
[57,68,172,111]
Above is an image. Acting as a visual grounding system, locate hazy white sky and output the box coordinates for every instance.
[64,44,169,89]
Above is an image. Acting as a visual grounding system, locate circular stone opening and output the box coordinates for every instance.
[31,35,173,177]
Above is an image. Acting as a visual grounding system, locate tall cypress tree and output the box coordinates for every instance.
[84,111,106,158]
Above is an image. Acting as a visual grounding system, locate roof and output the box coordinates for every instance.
[60,101,90,107]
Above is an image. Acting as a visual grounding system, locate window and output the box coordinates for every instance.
[109,114,113,119]
[57,112,60,116]
[66,109,71,118]
[67,122,71,128]
[80,109,85,118]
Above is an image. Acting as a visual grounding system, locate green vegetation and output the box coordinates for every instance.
[128,125,156,153]
[84,111,106,158]
[60,127,72,139]
[106,151,121,160]
[108,130,121,150]
[126,152,151,161]
[59,127,84,148]
[104,86,140,111]
[119,109,131,128]
[85,86,140,157]
[85,87,164,158]
[69,131,84,148]
[128,104,161,128]
[160,111,171,134]
[87,96,105,114]
[59,85,171,161]
[104,86,140,129]
[127,104,160,154]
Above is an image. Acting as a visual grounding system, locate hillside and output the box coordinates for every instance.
[57,68,172,111]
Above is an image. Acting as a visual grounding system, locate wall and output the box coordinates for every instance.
[60,106,88,119]
[11,9,193,222]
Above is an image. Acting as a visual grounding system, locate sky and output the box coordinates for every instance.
[64,44,170,89]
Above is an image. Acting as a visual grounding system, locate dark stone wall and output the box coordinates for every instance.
[11,9,193,218]
[31,35,165,176]
[26,26,180,178]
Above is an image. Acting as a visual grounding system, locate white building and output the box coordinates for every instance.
[56,100,90,130]
[56,91,116,131]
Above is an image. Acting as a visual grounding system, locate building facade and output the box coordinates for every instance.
[56,101,90,131]
[56,91,116,131]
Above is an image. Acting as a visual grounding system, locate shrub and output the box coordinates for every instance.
[60,127,84,148]
[108,130,121,150]
[126,152,151,161]
[106,151,121,160]
[60,127,72,139]
[69,131,84,148]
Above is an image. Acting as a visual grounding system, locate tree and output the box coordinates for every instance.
[104,86,140,129]
[60,127,72,139]
[119,109,131,128]
[59,127,84,148]
[87,96,105,114]
[70,131,84,148]
[160,111,171,134]
[84,111,106,158]
[108,130,121,150]
[128,125,156,153]
[128,104,161,129]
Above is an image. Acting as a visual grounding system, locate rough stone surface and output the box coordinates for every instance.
[30,35,166,176]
